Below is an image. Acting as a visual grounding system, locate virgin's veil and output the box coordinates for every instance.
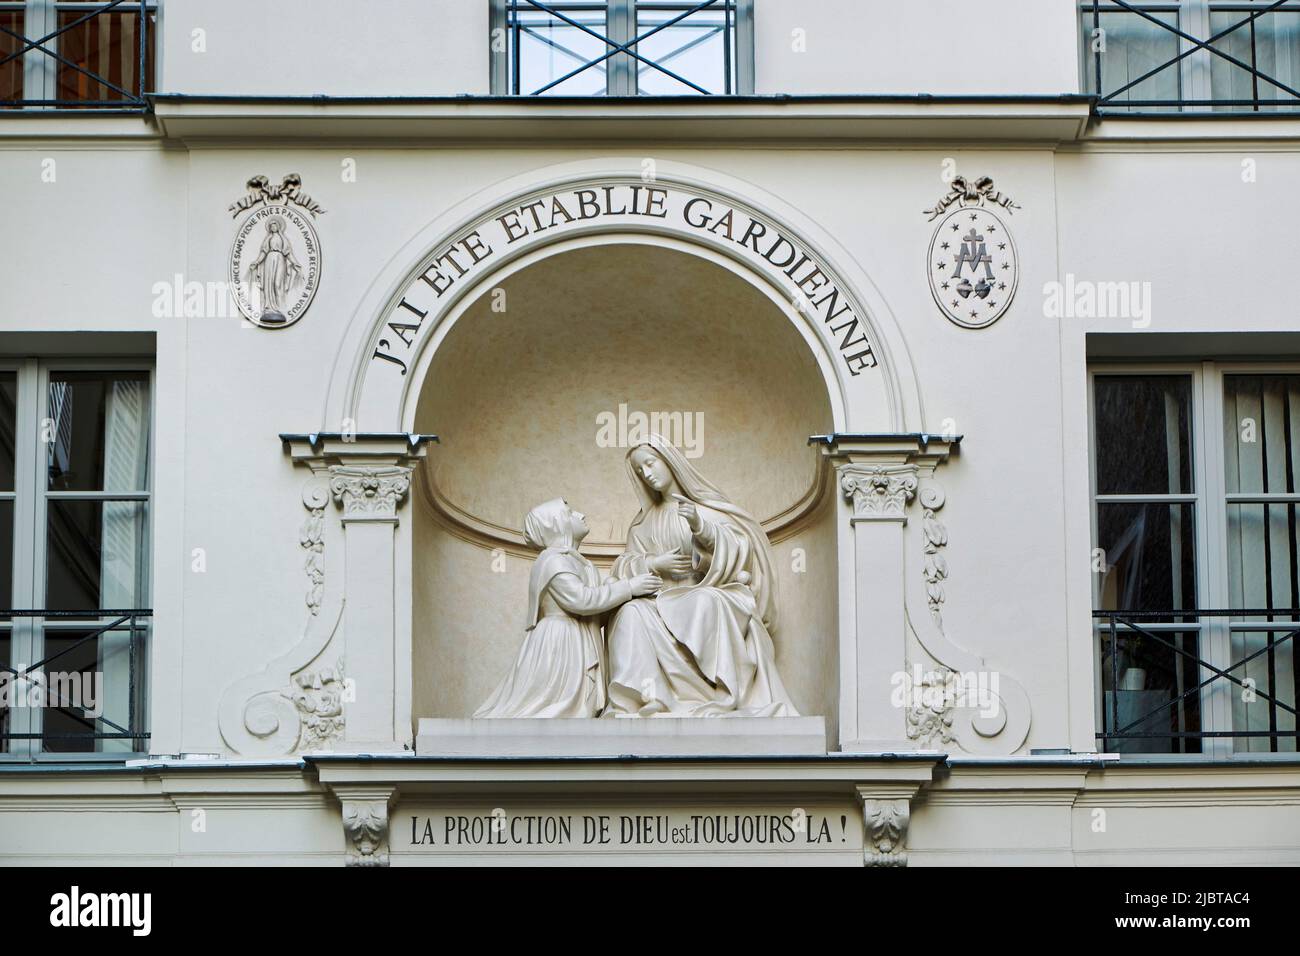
[624,435,778,632]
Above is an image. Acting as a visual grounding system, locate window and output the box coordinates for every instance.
[1081,1,1300,112]
[1091,364,1299,755]
[490,0,753,96]
[0,359,152,758]
[0,0,155,109]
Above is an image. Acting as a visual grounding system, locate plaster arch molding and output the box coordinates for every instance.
[218,161,1031,756]
[324,160,922,433]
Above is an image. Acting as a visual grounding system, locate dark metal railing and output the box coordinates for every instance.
[505,0,737,95]
[1094,608,1299,753]
[1087,0,1300,113]
[0,609,151,752]
[0,0,152,110]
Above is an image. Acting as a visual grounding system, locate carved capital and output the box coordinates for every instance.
[335,788,396,867]
[857,794,911,868]
[329,465,412,518]
[840,465,918,520]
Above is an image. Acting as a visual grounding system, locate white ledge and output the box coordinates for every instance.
[417,716,828,757]
[143,97,1093,144]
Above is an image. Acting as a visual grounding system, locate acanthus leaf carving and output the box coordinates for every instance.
[341,797,392,867]
[859,797,910,868]
[841,465,918,519]
[329,465,411,517]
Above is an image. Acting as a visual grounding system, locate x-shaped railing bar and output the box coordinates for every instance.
[1094,0,1300,105]
[519,0,723,95]
[634,23,722,77]
[519,22,611,84]
[0,610,149,741]
[0,0,146,105]
[521,18,722,86]
[1099,611,1299,739]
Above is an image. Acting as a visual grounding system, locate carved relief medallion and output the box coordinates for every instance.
[924,176,1020,330]
[228,174,325,329]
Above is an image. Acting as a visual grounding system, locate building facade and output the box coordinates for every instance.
[1,0,1298,866]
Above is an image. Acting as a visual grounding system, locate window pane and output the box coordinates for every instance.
[54,7,155,105]
[46,500,148,612]
[1225,502,1299,754]
[1094,375,1193,495]
[0,9,23,107]
[1096,502,1197,613]
[636,5,730,95]
[0,500,11,612]
[1100,627,1202,753]
[40,624,146,754]
[0,630,9,750]
[1210,10,1300,110]
[513,6,609,95]
[48,371,150,492]
[0,371,14,490]
[1223,375,1300,494]
[1081,9,1180,109]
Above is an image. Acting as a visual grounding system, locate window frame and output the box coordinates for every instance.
[0,355,154,762]
[1089,360,1300,756]
[489,0,754,96]
[1080,0,1300,111]
[2,0,156,109]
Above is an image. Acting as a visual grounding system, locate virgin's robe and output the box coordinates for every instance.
[606,501,797,717]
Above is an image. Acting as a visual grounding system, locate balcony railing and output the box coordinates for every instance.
[0,609,150,755]
[1084,0,1300,113]
[1095,608,1298,754]
[0,0,153,109]
[493,0,748,96]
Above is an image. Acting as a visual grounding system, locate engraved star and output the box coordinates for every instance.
[988,301,997,309]
[941,282,950,290]
[970,213,978,221]
[1002,263,1010,270]
[951,300,959,308]
[987,224,997,233]
[999,282,1007,290]
[998,242,1007,251]
[951,223,960,232]
[970,310,979,319]
[937,261,946,270]
[941,242,950,250]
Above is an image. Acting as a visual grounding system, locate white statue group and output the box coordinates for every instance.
[476,435,799,719]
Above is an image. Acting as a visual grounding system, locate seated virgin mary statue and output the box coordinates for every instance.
[606,435,799,717]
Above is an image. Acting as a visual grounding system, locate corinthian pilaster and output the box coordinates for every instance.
[811,434,959,753]
[282,432,437,752]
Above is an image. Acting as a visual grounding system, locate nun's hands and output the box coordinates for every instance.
[671,494,702,533]
[629,572,664,597]
[650,548,693,577]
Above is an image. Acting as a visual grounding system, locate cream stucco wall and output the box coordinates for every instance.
[5,138,1300,757]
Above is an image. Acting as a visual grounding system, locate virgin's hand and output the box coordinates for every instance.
[651,549,693,577]
[671,494,702,532]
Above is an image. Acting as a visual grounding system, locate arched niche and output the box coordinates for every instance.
[411,241,840,729]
